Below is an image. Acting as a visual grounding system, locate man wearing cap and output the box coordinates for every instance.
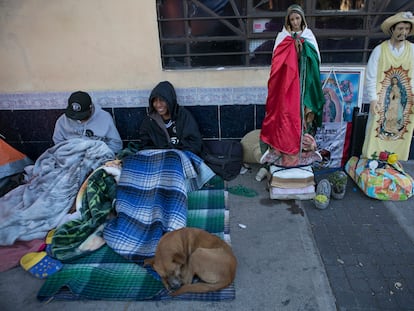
[362,11,414,161]
[53,91,123,154]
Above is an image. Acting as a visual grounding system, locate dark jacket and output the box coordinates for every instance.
[138,81,203,155]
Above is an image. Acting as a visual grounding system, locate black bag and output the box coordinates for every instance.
[349,107,368,158]
[201,140,243,181]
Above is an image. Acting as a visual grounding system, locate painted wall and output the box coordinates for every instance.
[0,0,269,94]
[0,0,271,160]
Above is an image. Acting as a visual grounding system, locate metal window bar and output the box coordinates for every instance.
[157,0,414,69]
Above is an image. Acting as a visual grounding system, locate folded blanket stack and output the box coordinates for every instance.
[268,165,315,200]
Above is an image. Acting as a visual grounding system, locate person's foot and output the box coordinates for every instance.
[311,150,323,162]
[259,149,280,164]
[298,150,323,165]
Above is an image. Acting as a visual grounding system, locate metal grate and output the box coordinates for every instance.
[156,0,414,69]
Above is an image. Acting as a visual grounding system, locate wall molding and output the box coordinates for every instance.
[0,87,267,110]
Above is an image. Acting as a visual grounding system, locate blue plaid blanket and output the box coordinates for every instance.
[37,188,234,302]
[103,149,214,260]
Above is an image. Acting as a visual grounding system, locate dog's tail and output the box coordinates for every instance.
[170,281,232,297]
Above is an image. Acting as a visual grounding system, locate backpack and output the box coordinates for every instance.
[201,140,243,181]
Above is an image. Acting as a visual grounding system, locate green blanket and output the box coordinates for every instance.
[37,188,235,301]
[51,168,117,262]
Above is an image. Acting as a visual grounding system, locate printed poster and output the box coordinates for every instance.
[315,67,365,168]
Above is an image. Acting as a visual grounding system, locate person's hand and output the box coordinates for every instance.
[295,38,303,54]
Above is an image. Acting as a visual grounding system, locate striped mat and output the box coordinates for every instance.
[37,188,235,302]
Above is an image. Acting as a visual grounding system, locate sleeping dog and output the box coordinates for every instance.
[144,227,237,296]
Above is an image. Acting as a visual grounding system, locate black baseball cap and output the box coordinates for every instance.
[65,91,93,120]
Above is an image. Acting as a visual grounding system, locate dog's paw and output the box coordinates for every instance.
[143,257,154,267]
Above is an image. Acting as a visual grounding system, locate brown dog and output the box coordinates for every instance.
[144,227,237,296]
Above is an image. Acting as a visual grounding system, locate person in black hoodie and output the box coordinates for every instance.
[138,81,203,155]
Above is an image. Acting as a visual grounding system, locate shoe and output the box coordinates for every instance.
[240,163,251,175]
[259,149,280,164]
[45,229,55,244]
[37,228,56,254]
[20,251,63,279]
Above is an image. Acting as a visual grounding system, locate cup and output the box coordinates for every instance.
[255,167,268,181]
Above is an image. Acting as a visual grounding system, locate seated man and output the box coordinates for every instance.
[53,91,123,154]
[103,81,214,260]
[138,81,202,155]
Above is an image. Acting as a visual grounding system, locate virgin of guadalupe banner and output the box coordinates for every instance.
[315,68,364,168]
[362,65,414,161]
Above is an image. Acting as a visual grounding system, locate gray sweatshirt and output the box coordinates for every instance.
[52,104,123,154]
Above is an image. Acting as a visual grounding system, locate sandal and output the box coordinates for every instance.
[20,251,63,279]
[37,228,56,254]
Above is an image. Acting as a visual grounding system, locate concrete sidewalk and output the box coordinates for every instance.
[306,161,414,310]
[0,164,337,311]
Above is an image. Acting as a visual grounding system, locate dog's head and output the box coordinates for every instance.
[144,252,186,290]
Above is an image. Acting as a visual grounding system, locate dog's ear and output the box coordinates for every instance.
[172,253,186,265]
[143,257,154,267]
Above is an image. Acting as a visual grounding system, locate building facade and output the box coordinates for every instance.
[0,0,413,160]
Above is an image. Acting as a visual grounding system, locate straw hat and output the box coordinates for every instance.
[381,11,414,36]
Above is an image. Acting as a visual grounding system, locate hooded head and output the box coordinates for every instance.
[285,4,307,32]
[148,81,178,119]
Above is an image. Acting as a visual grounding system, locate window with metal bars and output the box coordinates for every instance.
[156,0,414,69]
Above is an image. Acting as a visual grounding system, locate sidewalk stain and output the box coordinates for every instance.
[286,200,304,216]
